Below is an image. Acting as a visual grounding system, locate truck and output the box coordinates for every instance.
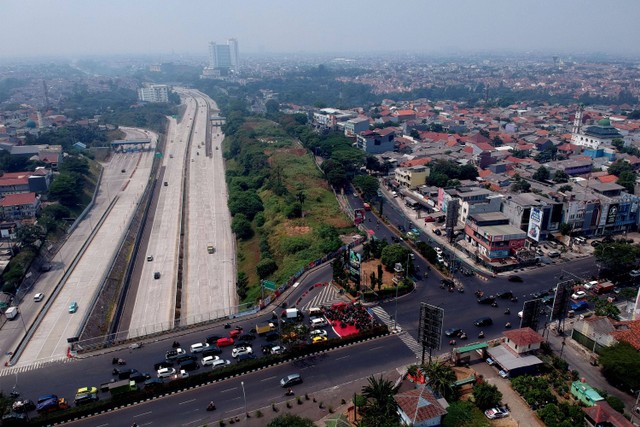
[283,308,303,320]
[256,323,276,335]
[594,281,615,295]
[108,379,138,396]
[4,307,18,320]
[36,398,70,414]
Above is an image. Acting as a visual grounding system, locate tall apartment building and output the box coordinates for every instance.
[208,39,239,71]
[137,84,169,103]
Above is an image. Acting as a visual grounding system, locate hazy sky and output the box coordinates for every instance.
[3,0,640,58]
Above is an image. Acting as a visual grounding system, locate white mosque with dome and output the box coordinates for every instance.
[570,106,622,149]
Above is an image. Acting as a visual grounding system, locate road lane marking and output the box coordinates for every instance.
[336,355,350,360]
[220,387,238,393]
[134,411,152,418]
[261,376,277,382]
[368,346,384,351]
[182,417,205,426]
[179,398,196,405]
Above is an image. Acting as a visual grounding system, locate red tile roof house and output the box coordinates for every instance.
[583,401,635,427]
[0,192,40,220]
[395,387,448,427]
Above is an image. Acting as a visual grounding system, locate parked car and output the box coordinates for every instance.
[202,345,222,357]
[236,353,257,362]
[547,250,561,258]
[154,272,161,279]
[508,275,523,283]
[572,290,587,300]
[310,329,328,338]
[147,255,153,261]
[202,356,221,366]
[205,335,222,345]
[484,407,509,420]
[495,291,513,299]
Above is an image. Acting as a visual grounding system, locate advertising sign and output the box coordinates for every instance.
[418,303,444,352]
[527,207,543,242]
[606,204,619,225]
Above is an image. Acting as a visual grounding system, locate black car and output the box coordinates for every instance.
[434,229,442,236]
[441,279,455,288]
[154,361,173,371]
[113,368,139,380]
[265,331,279,342]
[508,275,523,283]
[531,291,550,299]
[237,333,256,341]
[236,353,257,363]
[143,378,164,390]
[179,360,200,372]
[474,317,493,327]
[496,291,513,299]
[477,296,496,305]
[202,346,222,357]
[445,328,462,338]
[129,371,151,383]
[174,353,197,364]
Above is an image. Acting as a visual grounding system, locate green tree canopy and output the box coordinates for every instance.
[594,239,640,271]
[472,382,503,410]
[361,375,401,426]
[353,175,380,201]
[256,257,278,279]
[511,175,531,193]
[608,159,633,176]
[599,341,640,393]
[533,166,550,181]
[380,244,410,271]
[48,173,81,207]
[593,299,621,320]
[553,170,569,183]
[617,170,636,194]
[267,414,315,427]
[423,361,457,401]
[228,191,264,221]
[231,213,254,240]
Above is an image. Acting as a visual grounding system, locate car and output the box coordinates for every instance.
[165,348,185,361]
[309,329,328,338]
[163,182,168,186]
[40,263,52,272]
[154,361,173,371]
[121,169,126,173]
[531,290,550,299]
[484,407,509,420]
[477,296,496,305]
[172,369,189,380]
[34,292,44,302]
[474,317,493,327]
[312,336,328,344]
[11,399,35,413]
[207,245,215,254]
[425,216,435,223]
[280,373,303,387]
[229,328,243,338]
[236,353,257,362]
[547,250,561,258]
[154,271,161,279]
[190,342,206,353]
[435,247,443,255]
[517,310,523,319]
[174,353,197,364]
[591,240,602,248]
[391,191,398,197]
[147,255,153,261]
[179,360,199,371]
[201,356,221,366]
[237,333,256,342]
[486,357,495,366]
[270,345,286,355]
[202,345,222,357]
[571,290,587,300]
[76,386,98,395]
[205,334,222,345]
[217,337,234,347]
[508,275,523,283]
[2,412,27,423]
[495,291,513,299]
[69,301,78,313]
[157,367,176,379]
[210,359,231,369]
[113,368,140,380]
[499,370,509,378]
[265,331,280,342]
[143,378,164,389]
[445,328,462,337]
[437,255,445,264]
[434,229,442,236]
[570,301,589,311]
[231,346,253,358]
[129,371,151,383]
[583,281,598,290]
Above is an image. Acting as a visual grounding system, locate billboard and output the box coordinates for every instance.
[634,287,640,321]
[550,280,573,322]
[348,249,361,282]
[527,207,543,242]
[418,303,444,352]
[520,299,542,330]
[606,203,619,225]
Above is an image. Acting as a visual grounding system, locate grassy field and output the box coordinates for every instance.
[228,118,355,303]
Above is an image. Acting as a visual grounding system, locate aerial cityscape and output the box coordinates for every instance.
[0,1,640,427]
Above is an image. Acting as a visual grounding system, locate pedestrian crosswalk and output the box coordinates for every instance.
[0,356,70,377]
[369,306,423,357]
[300,284,346,311]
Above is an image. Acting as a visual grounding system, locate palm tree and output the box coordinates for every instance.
[423,361,457,401]
[361,375,399,420]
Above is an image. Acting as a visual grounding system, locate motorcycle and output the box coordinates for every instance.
[478,331,485,339]
[505,322,512,329]
[172,341,180,348]
[206,402,216,411]
[224,323,231,329]
[112,357,126,365]
[491,301,499,308]
[459,332,467,340]
[285,389,295,396]
[504,308,511,315]
[511,296,518,303]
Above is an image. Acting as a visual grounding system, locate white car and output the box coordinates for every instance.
[518,311,523,319]
[172,369,189,380]
[270,345,286,355]
[484,407,509,419]
[190,343,206,353]
[310,329,328,338]
[435,247,443,255]
[231,346,253,358]
[201,355,221,366]
[498,370,509,378]
[211,359,231,369]
[157,367,176,379]
[33,293,44,302]
[571,291,587,300]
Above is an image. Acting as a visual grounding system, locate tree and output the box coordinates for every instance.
[533,166,550,181]
[16,224,44,248]
[559,223,572,236]
[41,204,71,221]
[236,272,248,299]
[608,159,633,176]
[594,299,621,320]
[594,239,640,271]
[267,414,315,427]
[380,244,409,271]
[558,184,573,192]
[442,401,486,427]
[472,382,502,410]
[231,214,254,240]
[553,170,569,183]
[617,170,636,194]
[361,375,400,426]
[599,342,640,393]
[228,191,264,220]
[352,175,379,201]
[511,176,531,193]
[606,395,625,413]
[256,258,277,279]
[48,173,81,207]
[423,361,457,401]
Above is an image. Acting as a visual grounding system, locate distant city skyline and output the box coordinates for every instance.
[2,0,640,59]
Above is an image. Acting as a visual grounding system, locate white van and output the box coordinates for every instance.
[310,318,328,328]
[308,307,323,317]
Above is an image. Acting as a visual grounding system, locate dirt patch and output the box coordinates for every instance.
[359,259,396,289]
[284,224,311,236]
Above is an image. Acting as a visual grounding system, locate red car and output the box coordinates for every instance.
[229,328,243,338]
[217,337,234,347]
[424,216,435,223]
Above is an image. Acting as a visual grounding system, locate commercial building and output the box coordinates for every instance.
[486,328,544,378]
[356,128,396,154]
[500,193,563,242]
[137,85,169,103]
[464,212,526,262]
[394,165,430,189]
[0,192,40,220]
[208,39,239,72]
[343,117,370,138]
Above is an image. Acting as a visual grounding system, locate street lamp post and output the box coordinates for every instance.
[240,381,248,423]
